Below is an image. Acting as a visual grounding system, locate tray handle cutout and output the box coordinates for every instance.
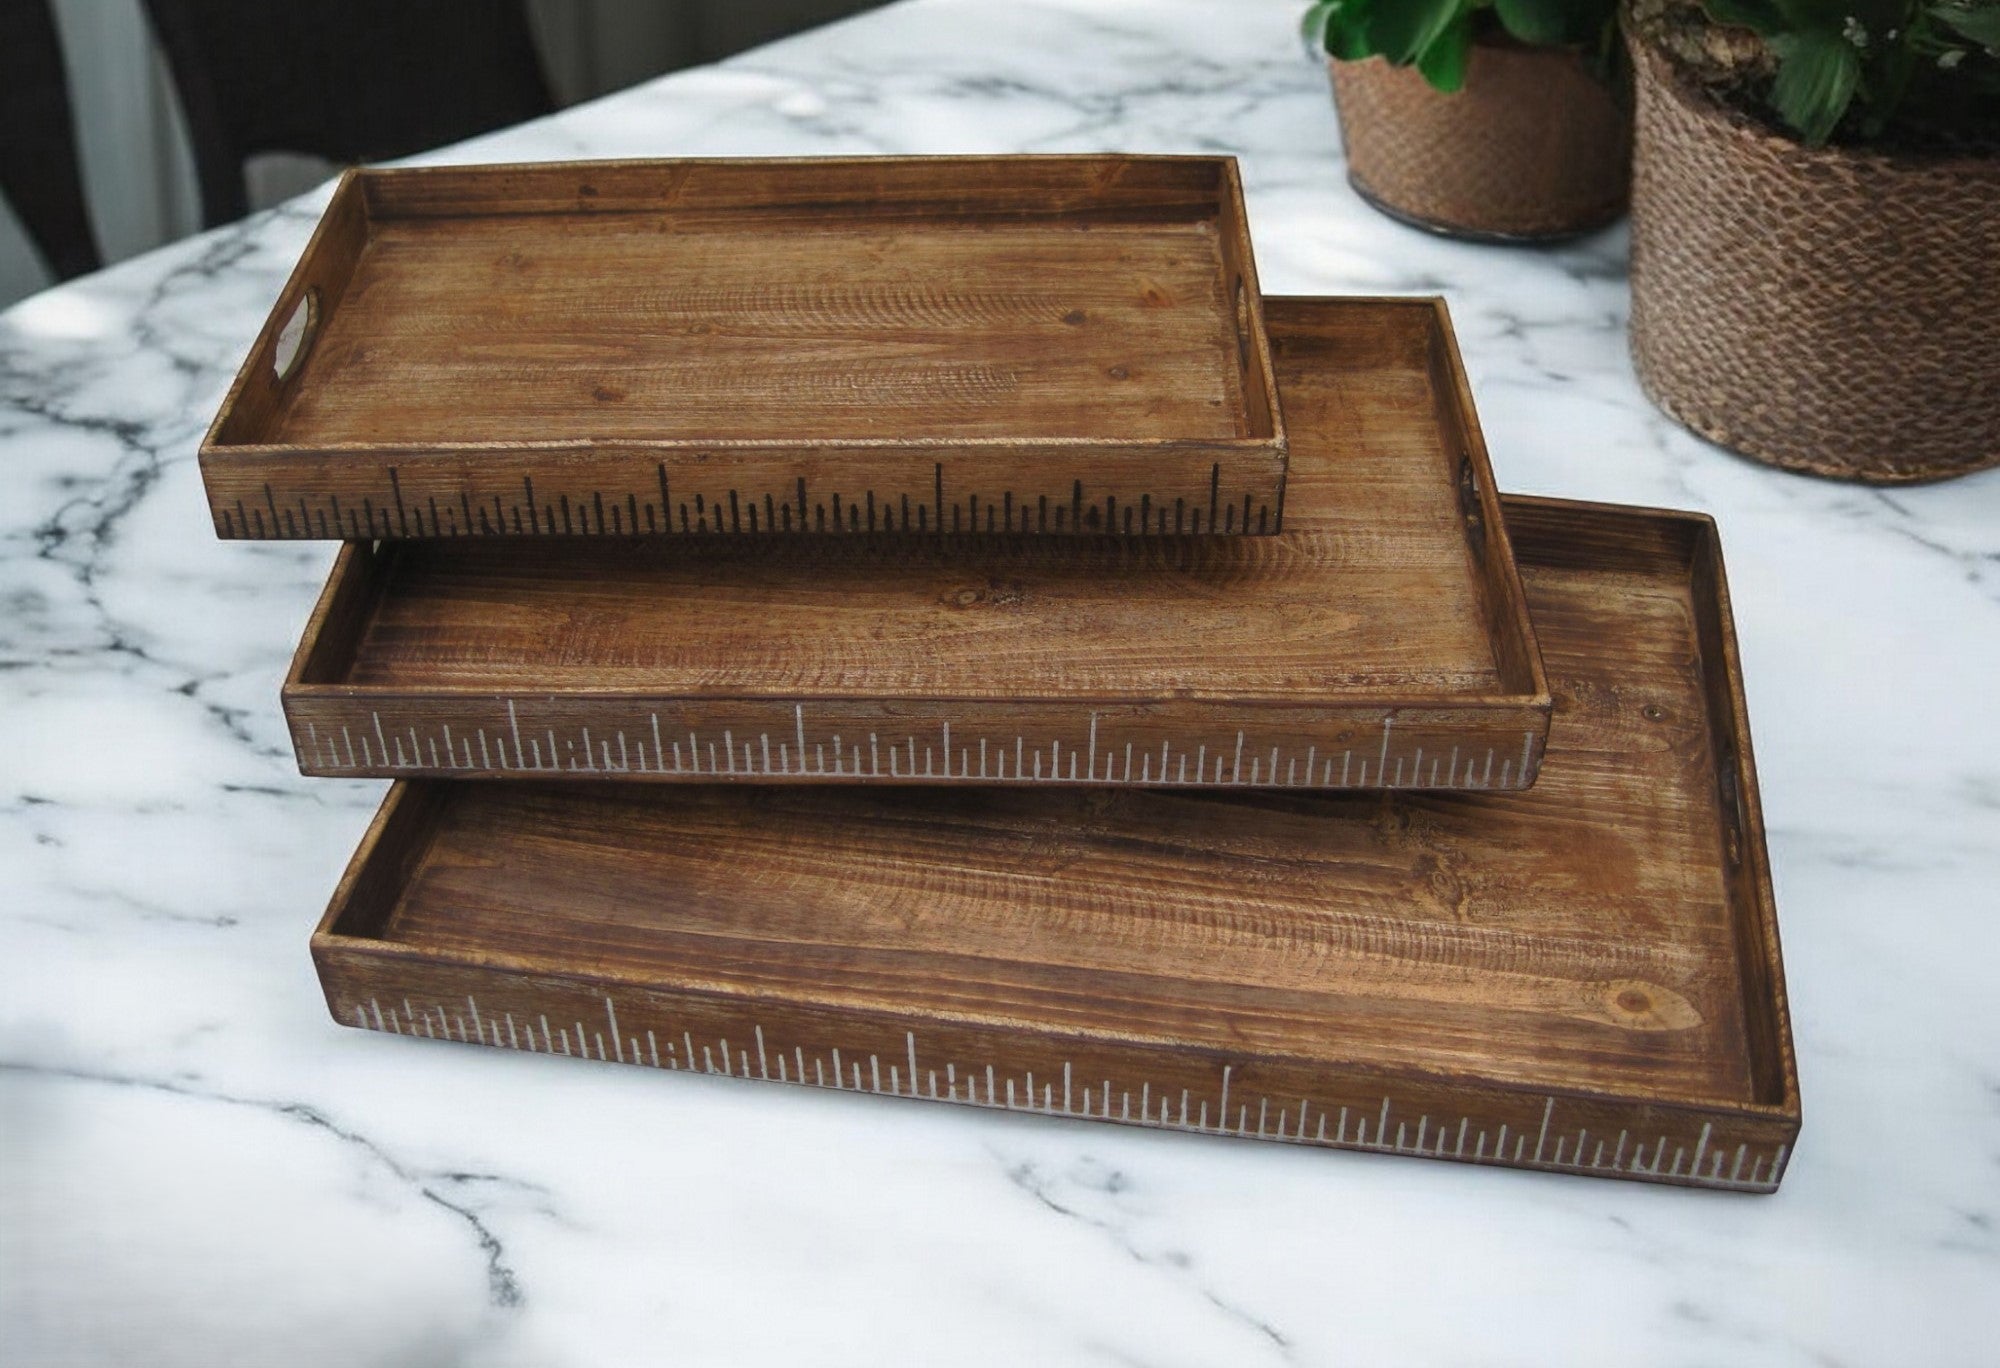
[1231,274,1253,379]
[1715,739,1746,869]
[1456,449,1486,562]
[271,288,320,384]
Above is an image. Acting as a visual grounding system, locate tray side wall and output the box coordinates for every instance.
[1687,518,1799,1117]
[357,155,1243,224]
[286,541,383,688]
[1422,302,1550,714]
[284,687,1547,790]
[310,781,448,944]
[204,171,369,460]
[1504,496,1798,1128]
[312,924,1796,1192]
[204,445,1289,540]
[1213,160,1287,473]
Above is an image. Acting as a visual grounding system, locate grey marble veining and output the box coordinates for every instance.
[4,1,1999,1363]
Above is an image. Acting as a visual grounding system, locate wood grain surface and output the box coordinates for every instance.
[282,296,1549,790]
[201,155,1287,538]
[311,495,1799,1190]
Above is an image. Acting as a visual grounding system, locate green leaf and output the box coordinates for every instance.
[1306,0,1376,59]
[1703,0,1787,33]
[1770,28,1863,142]
[1363,0,1470,65]
[1494,0,1605,46]
[1417,13,1476,88]
[1327,0,1383,60]
[1301,0,1343,51]
[1935,3,2000,49]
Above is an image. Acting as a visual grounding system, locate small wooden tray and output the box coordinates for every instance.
[282,296,1550,791]
[311,495,1799,1190]
[202,155,1285,539]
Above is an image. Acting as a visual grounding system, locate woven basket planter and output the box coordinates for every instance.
[1629,40,2000,483]
[1328,39,1630,241]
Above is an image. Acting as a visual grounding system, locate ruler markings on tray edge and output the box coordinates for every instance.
[352,991,1787,1192]
[215,469,1280,542]
[300,707,1542,791]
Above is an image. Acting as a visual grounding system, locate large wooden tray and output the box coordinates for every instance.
[311,495,1799,1190]
[202,155,1285,539]
[282,296,1550,791]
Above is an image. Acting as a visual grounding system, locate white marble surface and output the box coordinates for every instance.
[4,1,1998,1363]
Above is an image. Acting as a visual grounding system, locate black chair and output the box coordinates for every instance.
[140,0,555,228]
[0,0,102,280]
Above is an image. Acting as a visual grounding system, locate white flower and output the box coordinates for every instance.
[1939,47,1966,67]
[1841,14,1868,45]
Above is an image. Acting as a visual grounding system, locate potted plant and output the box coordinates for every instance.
[1304,0,1631,240]
[1627,0,2000,482]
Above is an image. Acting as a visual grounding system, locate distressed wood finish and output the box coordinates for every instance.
[311,496,1799,1190]
[282,297,1550,791]
[202,155,1286,539]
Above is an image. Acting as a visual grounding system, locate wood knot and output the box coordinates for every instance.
[592,385,625,403]
[1106,365,1130,380]
[1590,979,1701,1032]
[1062,309,1087,325]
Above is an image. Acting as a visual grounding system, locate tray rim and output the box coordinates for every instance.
[308,495,1798,1136]
[201,154,1287,504]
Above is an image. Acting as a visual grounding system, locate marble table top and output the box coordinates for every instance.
[4,1,1997,1363]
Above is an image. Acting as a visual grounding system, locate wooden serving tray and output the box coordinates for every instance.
[282,296,1550,792]
[311,495,1799,1191]
[202,155,1285,540]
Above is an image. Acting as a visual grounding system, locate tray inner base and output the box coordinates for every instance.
[277,215,1246,447]
[324,303,1502,700]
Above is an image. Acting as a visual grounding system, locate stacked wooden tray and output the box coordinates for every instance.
[203,156,1286,538]
[215,156,1798,1191]
[278,296,1549,791]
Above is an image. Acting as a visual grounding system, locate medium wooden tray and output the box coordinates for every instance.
[202,155,1285,539]
[282,296,1550,791]
[311,495,1799,1190]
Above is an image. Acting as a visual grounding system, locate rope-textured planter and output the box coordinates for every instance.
[1328,39,1630,241]
[1629,40,2000,483]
